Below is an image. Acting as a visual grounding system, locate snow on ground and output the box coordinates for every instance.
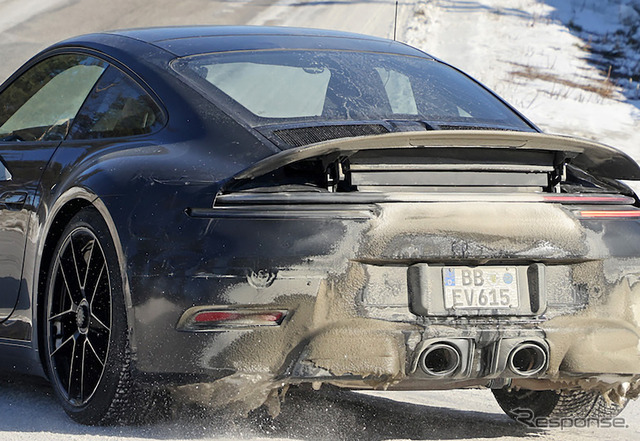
[545,0,640,100]
[405,0,640,162]
[3,372,640,441]
[2,1,640,440]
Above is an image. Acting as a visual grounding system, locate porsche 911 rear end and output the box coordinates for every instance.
[158,36,640,423]
[179,130,640,423]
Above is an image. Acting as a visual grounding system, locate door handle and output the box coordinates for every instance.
[0,191,27,209]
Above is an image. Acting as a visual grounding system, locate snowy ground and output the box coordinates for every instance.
[3,372,640,441]
[405,0,640,162]
[2,0,640,440]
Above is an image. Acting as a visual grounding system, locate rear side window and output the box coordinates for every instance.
[69,67,165,140]
[0,54,107,142]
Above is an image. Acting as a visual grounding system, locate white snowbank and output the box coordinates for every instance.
[406,0,640,165]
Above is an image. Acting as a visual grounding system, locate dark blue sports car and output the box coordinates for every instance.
[1,26,639,426]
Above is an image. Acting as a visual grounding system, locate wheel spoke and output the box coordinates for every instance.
[67,334,78,398]
[88,262,105,307]
[58,254,82,305]
[69,238,84,294]
[50,334,74,357]
[80,337,87,402]
[48,308,74,322]
[86,337,106,368]
[82,239,95,290]
[90,312,110,332]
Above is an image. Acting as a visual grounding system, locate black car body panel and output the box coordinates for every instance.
[1,26,639,421]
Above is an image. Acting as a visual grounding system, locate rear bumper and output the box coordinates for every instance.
[130,261,640,389]
[125,201,640,392]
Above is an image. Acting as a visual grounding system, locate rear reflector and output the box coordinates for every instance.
[579,210,640,219]
[194,310,284,324]
[543,195,635,204]
[194,311,241,323]
[177,308,287,331]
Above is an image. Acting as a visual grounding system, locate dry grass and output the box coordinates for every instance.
[508,61,617,99]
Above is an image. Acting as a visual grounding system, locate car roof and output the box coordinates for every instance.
[80,26,433,58]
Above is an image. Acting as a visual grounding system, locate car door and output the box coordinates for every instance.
[0,53,108,321]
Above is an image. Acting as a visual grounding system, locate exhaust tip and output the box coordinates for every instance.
[420,343,461,377]
[508,342,547,376]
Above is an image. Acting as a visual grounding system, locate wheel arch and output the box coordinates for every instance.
[34,187,136,371]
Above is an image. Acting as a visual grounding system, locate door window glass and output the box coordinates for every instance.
[0,54,107,142]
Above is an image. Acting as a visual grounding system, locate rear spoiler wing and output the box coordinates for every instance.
[233,130,640,181]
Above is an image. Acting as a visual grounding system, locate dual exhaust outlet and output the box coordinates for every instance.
[507,342,548,376]
[419,343,462,377]
[417,339,548,378]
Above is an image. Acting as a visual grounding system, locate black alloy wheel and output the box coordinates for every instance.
[44,208,138,425]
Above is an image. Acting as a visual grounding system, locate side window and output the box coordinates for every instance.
[0,54,107,142]
[69,67,165,140]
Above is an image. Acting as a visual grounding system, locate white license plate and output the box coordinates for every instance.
[442,267,519,309]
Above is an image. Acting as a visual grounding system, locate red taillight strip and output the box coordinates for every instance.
[177,308,287,331]
[579,210,640,219]
[194,310,285,323]
[194,311,242,323]
[544,195,635,204]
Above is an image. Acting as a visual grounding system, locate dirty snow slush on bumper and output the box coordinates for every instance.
[172,131,640,423]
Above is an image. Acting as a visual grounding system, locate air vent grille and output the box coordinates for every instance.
[273,124,389,147]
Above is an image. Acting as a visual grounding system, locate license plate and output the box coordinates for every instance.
[442,267,519,309]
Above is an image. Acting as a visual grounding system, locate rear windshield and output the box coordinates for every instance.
[172,50,531,130]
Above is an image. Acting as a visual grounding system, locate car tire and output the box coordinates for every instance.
[43,207,158,425]
[492,388,626,426]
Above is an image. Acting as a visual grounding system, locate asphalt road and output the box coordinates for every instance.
[0,0,280,82]
[0,0,411,83]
